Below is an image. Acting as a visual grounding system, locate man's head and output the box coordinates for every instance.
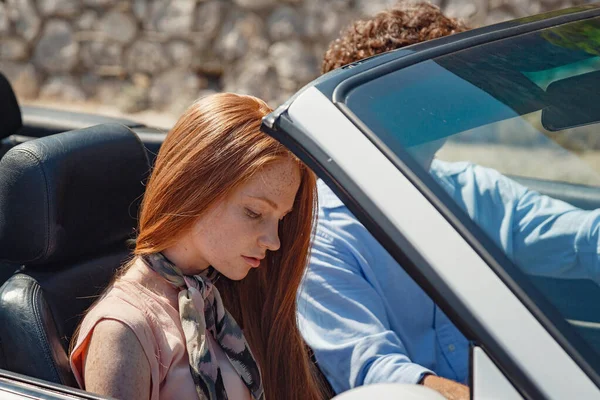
[322,1,468,73]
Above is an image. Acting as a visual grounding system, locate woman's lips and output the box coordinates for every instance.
[242,256,261,268]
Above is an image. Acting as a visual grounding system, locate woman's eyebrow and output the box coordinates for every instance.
[248,195,293,214]
[248,195,278,209]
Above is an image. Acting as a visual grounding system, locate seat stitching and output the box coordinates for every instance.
[13,149,51,263]
[30,283,63,384]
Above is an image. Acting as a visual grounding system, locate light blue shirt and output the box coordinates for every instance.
[298,160,600,394]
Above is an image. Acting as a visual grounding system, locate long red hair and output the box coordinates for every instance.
[134,93,324,399]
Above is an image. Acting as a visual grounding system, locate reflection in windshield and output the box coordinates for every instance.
[523,56,600,90]
[542,19,600,57]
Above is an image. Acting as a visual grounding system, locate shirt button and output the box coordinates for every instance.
[448,344,456,352]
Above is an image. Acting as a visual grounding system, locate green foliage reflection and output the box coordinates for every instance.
[542,19,600,56]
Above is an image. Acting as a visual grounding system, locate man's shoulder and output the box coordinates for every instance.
[315,180,375,244]
[431,159,472,176]
[317,179,347,210]
[431,159,508,186]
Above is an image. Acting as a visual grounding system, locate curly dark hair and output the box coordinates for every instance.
[322,1,469,73]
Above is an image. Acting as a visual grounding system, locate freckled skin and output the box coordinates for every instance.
[84,320,151,400]
[164,157,302,280]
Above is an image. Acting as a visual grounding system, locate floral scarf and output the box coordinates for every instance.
[140,253,264,400]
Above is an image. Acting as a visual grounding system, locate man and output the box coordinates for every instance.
[297,3,600,400]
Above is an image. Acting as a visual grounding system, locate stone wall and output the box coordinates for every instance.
[0,0,593,115]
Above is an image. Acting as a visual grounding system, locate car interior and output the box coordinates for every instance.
[0,60,599,394]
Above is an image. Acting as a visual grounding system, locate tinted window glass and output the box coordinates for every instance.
[346,17,600,374]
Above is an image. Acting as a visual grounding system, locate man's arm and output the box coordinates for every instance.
[447,163,600,282]
[494,171,600,282]
[298,224,435,393]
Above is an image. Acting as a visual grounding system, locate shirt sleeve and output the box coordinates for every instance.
[490,171,600,283]
[298,217,434,394]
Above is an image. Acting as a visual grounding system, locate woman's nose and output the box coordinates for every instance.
[259,223,281,252]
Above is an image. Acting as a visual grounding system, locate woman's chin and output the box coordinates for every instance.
[218,267,251,281]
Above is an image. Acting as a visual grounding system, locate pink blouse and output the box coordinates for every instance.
[70,278,252,400]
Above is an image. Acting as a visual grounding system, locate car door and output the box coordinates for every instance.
[268,83,600,399]
[263,11,600,396]
[0,370,108,400]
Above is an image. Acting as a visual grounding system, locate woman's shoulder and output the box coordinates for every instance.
[84,278,178,336]
[70,277,184,392]
[75,281,160,350]
[70,282,163,399]
[74,266,179,348]
[81,318,152,400]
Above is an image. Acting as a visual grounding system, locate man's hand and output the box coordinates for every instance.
[421,374,470,400]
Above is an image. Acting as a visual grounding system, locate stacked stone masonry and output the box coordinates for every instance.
[0,0,594,114]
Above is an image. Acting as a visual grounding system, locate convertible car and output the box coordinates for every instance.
[1,4,600,399]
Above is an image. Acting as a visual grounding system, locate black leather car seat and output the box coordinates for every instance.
[0,72,23,161]
[0,72,22,140]
[0,123,149,386]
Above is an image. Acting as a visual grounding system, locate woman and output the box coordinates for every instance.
[69,93,323,400]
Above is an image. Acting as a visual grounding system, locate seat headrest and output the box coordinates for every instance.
[0,73,22,139]
[0,124,150,265]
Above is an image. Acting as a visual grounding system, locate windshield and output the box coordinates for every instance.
[345,17,600,374]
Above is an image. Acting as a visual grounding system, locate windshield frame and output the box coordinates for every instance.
[332,10,600,389]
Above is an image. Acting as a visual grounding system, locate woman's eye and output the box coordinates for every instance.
[245,208,261,219]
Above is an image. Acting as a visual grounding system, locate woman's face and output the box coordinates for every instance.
[171,157,302,280]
